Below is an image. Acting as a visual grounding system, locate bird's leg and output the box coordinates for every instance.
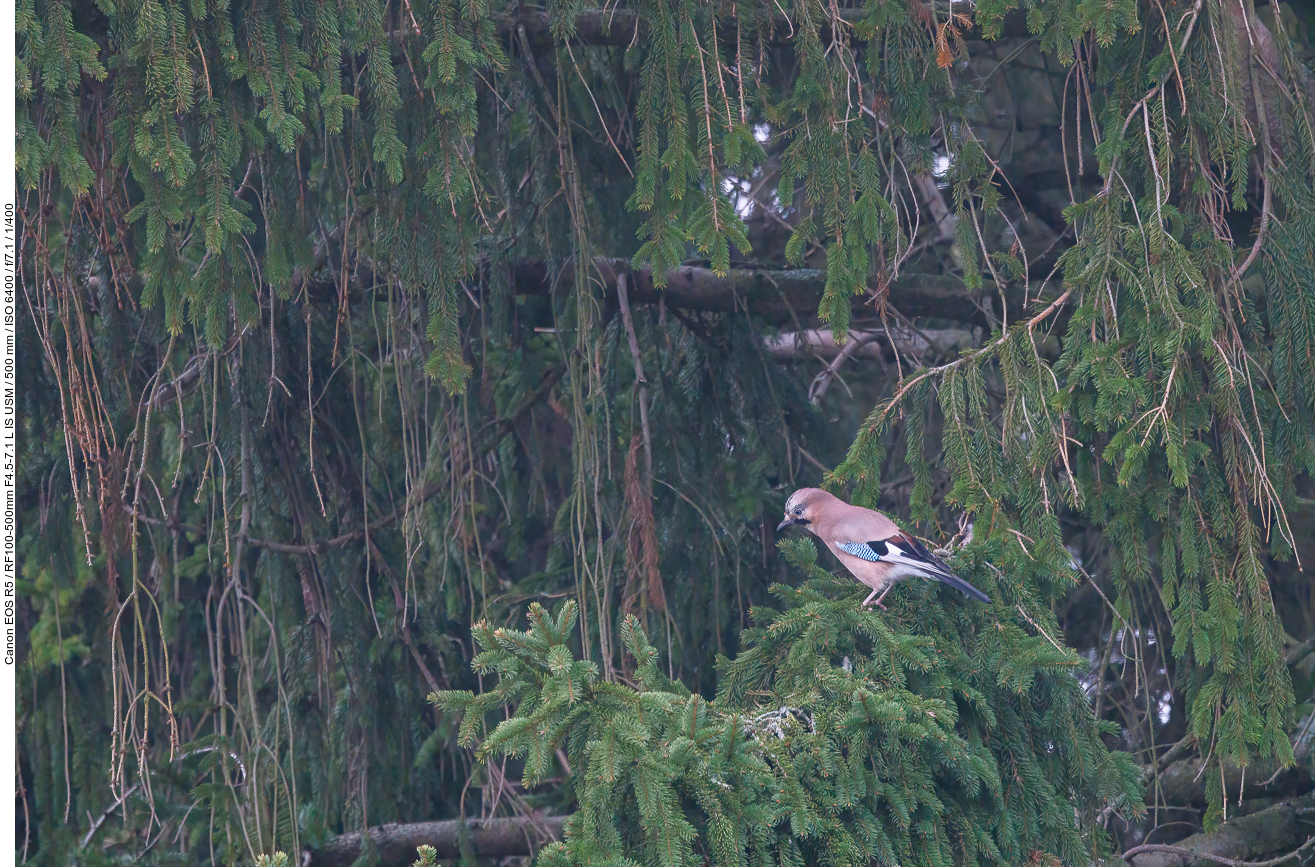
[861,587,889,610]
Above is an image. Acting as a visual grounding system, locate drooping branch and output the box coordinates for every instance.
[305,814,569,867]
[127,366,567,554]
[152,207,371,412]
[1219,0,1315,159]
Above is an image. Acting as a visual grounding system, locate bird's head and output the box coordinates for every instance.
[777,487,832,532]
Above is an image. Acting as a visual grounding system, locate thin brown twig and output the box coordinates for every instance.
[563,41,632,176]
[1100,0,1204,196]
[873,287,1072,429]
[1015,604,1073,658]
[808,331,880,404]
[81,784,140,849]
[1230,63,1273,285]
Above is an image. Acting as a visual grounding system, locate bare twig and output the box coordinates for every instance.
[872,288,1073,429]
[807,331,880,404]
[1015,604,1072,657]
[1230,63,1273,284]
[80,784,140,849]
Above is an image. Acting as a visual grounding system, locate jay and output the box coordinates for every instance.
[776,487,990,610]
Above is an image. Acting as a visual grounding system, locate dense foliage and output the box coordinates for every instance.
[437,543,1142,867]
[14,0,1315,863]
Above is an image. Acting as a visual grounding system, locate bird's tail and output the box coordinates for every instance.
[930,569,991,604]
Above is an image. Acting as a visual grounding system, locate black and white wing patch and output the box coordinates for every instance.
[883,534,955,576]
[836,541,882,562]
[843,533,992,603]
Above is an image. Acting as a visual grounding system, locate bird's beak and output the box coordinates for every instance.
[776,516,793,532]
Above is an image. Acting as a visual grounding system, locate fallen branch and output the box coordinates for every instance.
[1125,835,1315,867]
[1102,716,1314,827]
[305,814,569,867]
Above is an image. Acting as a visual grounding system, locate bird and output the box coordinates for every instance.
[775,487,990,610]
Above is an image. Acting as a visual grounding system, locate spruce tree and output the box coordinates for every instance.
[437,548,1144,867]
[14,0,1315,863]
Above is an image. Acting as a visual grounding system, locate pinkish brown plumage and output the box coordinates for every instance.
[776,488,990,609]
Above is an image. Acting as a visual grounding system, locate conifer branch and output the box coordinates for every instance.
[20,0,1315,859]
[511,259,1008,326]
[1148,755,1313,810]
[1286,638,1315,669]
[1122,796,1315,867]
[870,287,1072,428]
[763,327,975,362]
[302,257,1014,325]
[507,6,1036,48]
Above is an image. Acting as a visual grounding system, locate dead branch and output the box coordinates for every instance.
[305,814,568,867]
[763,327,975,361]
[512,258,1007,327]
[1123,796,1315,867]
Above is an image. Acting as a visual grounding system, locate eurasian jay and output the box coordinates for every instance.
[775,487,990,610]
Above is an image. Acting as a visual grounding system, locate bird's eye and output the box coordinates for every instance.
[794,507,804,516]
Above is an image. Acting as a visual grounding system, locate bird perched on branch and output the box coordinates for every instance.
[776,488,990,610]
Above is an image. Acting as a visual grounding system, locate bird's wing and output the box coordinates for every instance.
[852,536,953,577]
[885,532,955,574]
[842,532,991,603]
